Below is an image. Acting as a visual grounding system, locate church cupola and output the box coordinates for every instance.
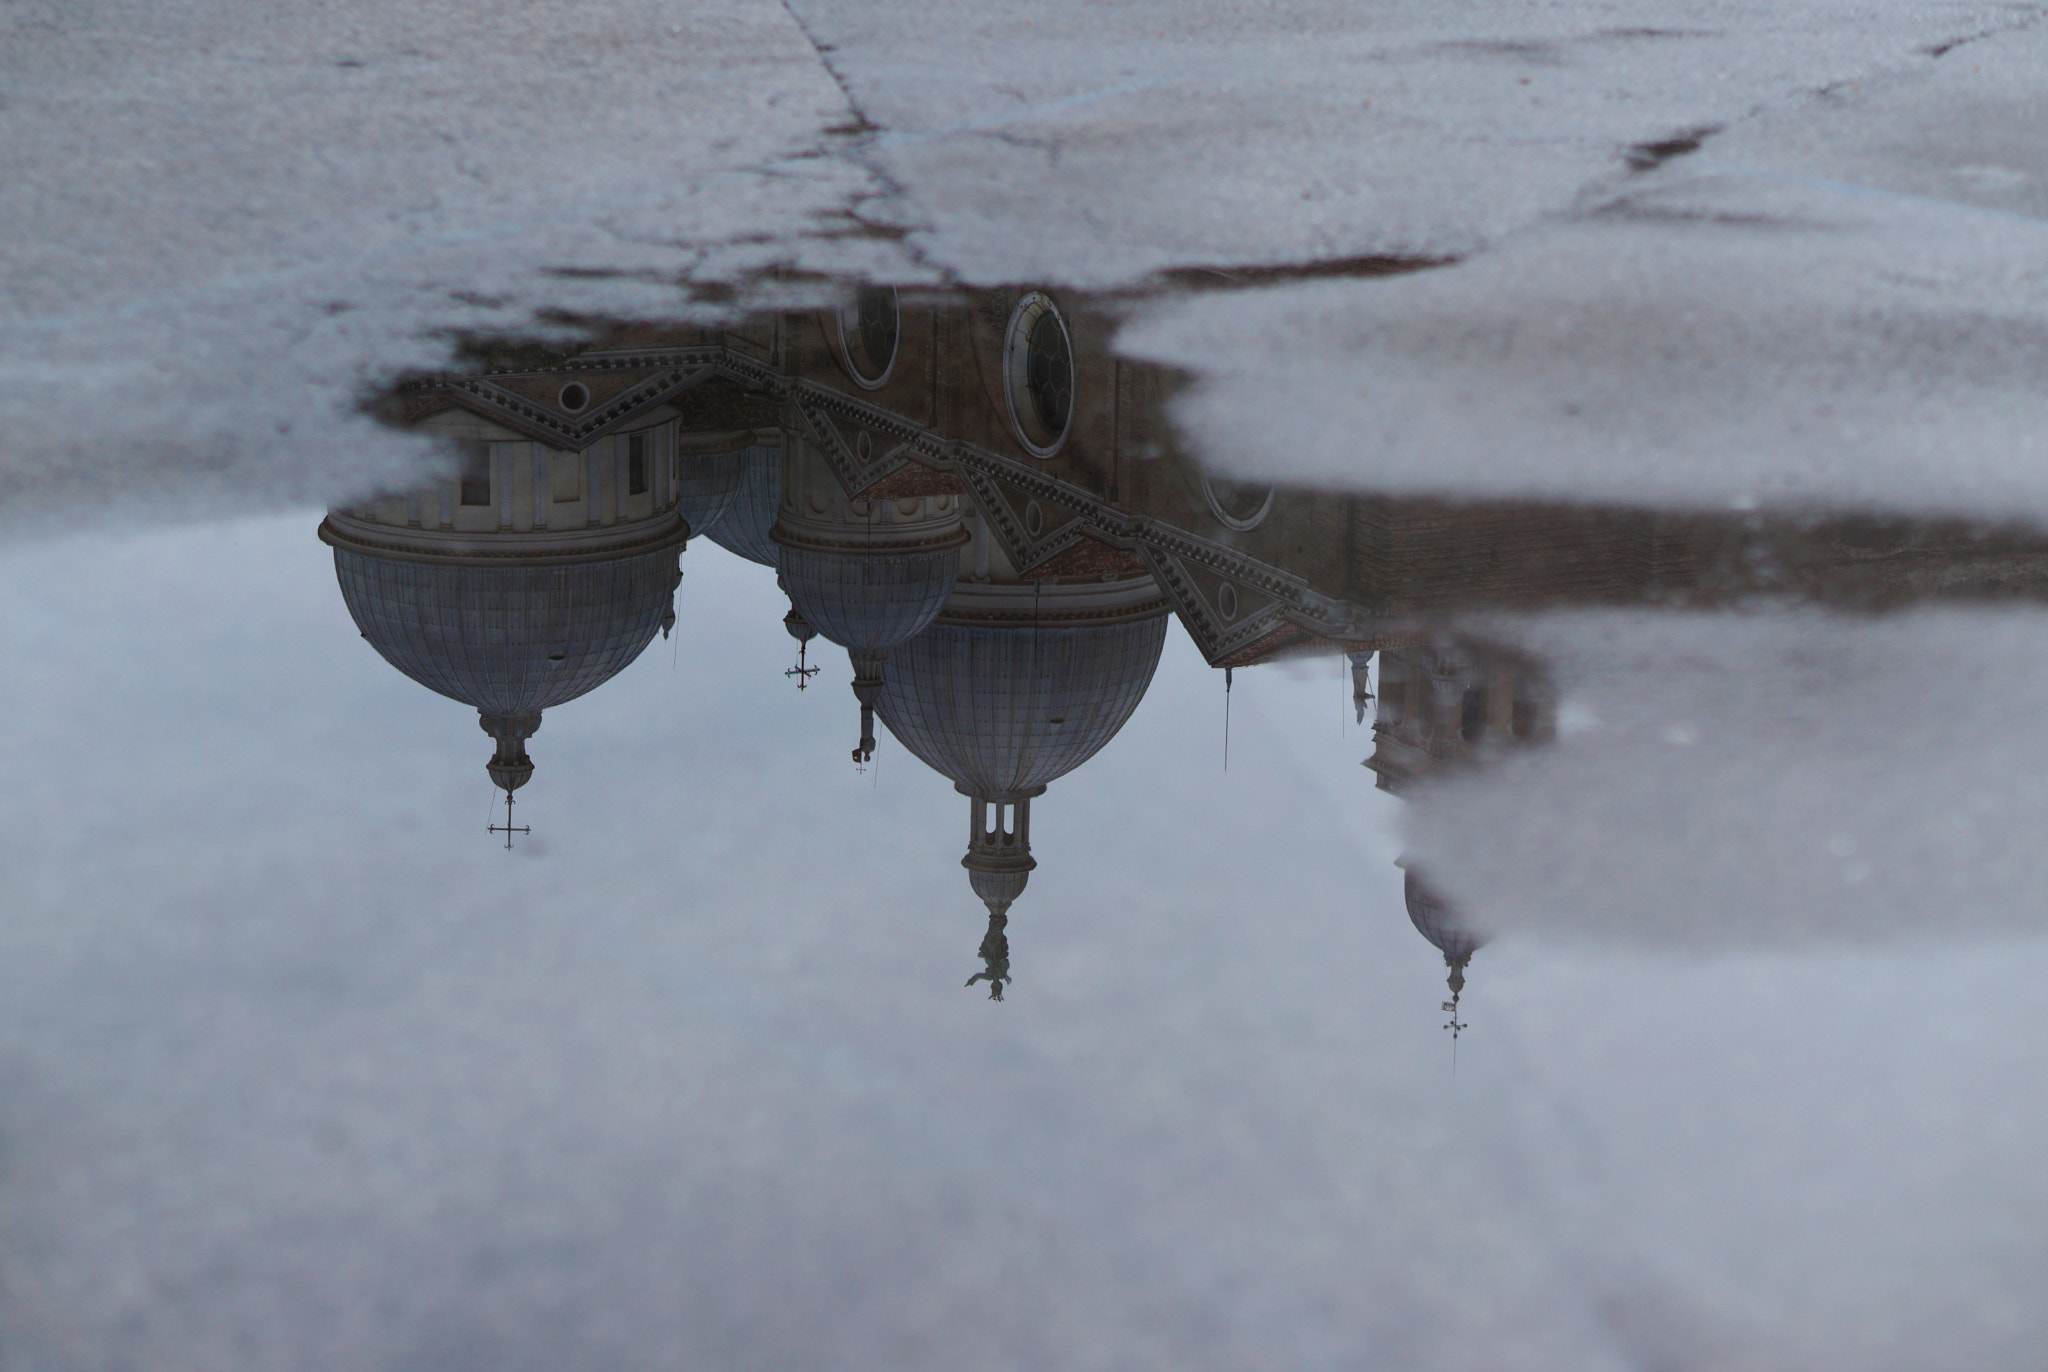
[769,429,968,765]
[871,573,1169,993]
[321,408,686,842]
[1402,865,1489,1044]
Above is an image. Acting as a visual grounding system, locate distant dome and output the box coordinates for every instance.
[1404,869,1486,964]
[775,544,964,656]
[331,546,680,716]
[876,607,1168,798]
[675,445,749,544]
[705,444,782,567]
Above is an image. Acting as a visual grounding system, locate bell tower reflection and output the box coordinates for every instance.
[1366,641,1554,1035]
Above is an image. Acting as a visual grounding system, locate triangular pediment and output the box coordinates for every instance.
[427,363,716,447]
[957,464,1092,574]
[791,390,919,496]
[1136,536,1301,666]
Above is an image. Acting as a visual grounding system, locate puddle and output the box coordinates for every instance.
[6,277,2047,1369]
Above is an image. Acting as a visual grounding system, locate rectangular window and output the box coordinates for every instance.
[550,451,582,503]
[457,441,492,506]
[628,433,648,496]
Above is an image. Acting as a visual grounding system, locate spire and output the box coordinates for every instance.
[850,649,885,767]
[1350,649,1376,724]
[1441,951,1472,1046]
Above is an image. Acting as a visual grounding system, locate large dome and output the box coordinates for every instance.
[332,545,681,716]
[704,443,782,567]
[876,613,1168,798]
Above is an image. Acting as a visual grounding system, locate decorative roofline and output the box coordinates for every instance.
[319,510,688,566]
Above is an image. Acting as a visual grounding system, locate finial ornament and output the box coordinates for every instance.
[784,605,818,689]
[786,639,818,689]
[1223,665,1233,771]
[965,909,1012,1000]
[850,651,884,770]
[1350,650,1375,724]
[488,789,531,850]
[1441,957,1470,1042]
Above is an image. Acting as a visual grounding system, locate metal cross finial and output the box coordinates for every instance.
[1442,990,1468,1072]
[785,639,819,689]
[487,790,531,850]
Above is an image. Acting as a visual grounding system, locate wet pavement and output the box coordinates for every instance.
[11,4,2048,1363]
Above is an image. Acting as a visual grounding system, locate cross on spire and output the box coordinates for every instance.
[487,790,531,850]
[1441,959,1471,1069]
[785,637,819,689]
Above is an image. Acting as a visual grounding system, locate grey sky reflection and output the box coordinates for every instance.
[5,290,2048,1368]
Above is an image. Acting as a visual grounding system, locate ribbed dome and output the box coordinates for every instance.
[704,444,782,567]
[776,545,963,656]
[333,546,680,716]
[1405,869,1486,963]
[675,446,748,544]
[876,614,1168,798]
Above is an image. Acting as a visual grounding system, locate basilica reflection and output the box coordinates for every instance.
[339,280,2048,1003]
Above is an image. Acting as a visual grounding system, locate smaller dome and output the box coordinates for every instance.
[675,445,749,543]
[1404,868,1487,965]
[775,544,964,656]
[705,444,783,567]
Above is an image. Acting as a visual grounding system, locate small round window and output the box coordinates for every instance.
[1002,292,1075,458]
[558,381,590,413]
[835,285,900,390]
[1201,474,1275,531]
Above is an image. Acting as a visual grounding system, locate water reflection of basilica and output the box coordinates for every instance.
[331,282,2048,1004]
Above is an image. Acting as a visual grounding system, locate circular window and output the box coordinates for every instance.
[1217,583,1239,621]
[835,285,900,390]
[1002,292,1075,458]
[558,382,590,413]
[1202,474,1275,531]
